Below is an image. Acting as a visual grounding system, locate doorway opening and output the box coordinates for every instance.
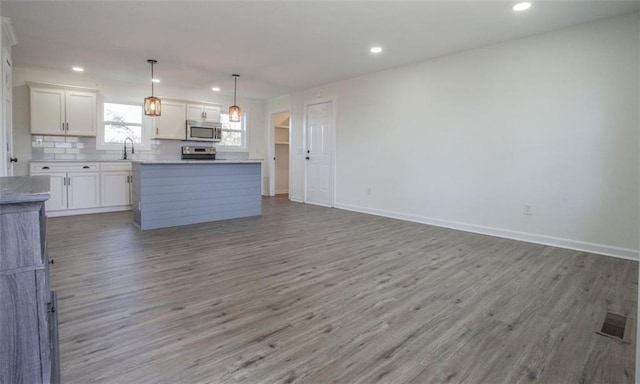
[271,111,290,196]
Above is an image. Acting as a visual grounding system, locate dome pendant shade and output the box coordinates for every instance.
[144,59,161,117]
[229,74,241,122]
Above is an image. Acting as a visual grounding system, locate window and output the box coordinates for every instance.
[103,103,143,143]
[219,113,246,149]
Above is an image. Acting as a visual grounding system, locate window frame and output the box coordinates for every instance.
[97,101,152,151]
[217,113,247,151]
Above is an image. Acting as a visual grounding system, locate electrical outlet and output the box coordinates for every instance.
[523,204,532,215]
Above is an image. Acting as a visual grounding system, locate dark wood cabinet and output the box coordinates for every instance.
[0,176,59,383]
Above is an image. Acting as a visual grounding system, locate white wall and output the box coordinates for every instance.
[12,67,267,189]
[285,13,639,258]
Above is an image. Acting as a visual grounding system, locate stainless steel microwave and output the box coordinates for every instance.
[186,120,222,142]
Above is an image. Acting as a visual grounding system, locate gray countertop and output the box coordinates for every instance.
[0,176,51,204]
[133,160,263,164]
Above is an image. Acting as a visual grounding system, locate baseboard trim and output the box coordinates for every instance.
[48,206,132,218]
[289,196,303,203]
[334,203,638,261]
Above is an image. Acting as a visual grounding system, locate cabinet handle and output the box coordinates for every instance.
[83,166,90,169]
[50,259,54,265]
[42,166,50,170]
[66,122,69,131]
[67,177,71,186]
[61,122,65,132]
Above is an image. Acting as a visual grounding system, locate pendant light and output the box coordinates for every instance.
[144,59,162,116]
[229,74,241,122]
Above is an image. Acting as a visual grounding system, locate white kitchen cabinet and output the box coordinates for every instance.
[67,172,100,209]
[187,104,220,123]
[101,162,133,207]
[29,83,97,137]
[153,101,186,140]
[46,172,68,212]
[30,162,100,213]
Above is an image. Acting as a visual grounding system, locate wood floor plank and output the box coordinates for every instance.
[46,196,637,383]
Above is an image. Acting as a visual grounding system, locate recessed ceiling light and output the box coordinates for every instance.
[370,46,383,54]
[513,2,531,11]
[151,78,160,83]
[72,66,84,72]
[211,87,221,92]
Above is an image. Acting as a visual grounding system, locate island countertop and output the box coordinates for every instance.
[132,159,263,164]
[0,176,51,204]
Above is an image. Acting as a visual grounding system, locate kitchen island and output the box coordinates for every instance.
[131,160,262,230]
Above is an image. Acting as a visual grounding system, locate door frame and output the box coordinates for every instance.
[1,48,12,176]
[267,108,291,197]
[303,97,336,207]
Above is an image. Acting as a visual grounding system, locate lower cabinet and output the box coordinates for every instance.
[30,162,132,216]
[31,163,100,213]
[67,172,100,209]
[101,163,132,207]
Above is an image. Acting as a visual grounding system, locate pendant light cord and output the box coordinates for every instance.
[233,75,238,105]
[151,61,154,96]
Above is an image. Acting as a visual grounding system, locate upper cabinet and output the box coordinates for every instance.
[187,104,220,123]
[29,83,97,137]
[153,101,187,140]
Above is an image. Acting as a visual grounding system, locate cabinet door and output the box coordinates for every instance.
[65,91,96,137]
[187,104,205,121]
[0,273,42,384]
[101,171,131,207]
[153,101,186,140]
[30,88,65,135]
[203,105,220,123]
[45,173,68,212]
[67,172,100,209]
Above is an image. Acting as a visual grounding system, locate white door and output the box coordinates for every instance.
[2,50,13,176]
[154,101,186,140]
[65,91,96,136]
[203,105,220,123]
[305,101,333,206]
[187,104,205,121]
[67,172,100,209]
[30,88,65,135]
[101,171,131,207]
[46,173,68,212]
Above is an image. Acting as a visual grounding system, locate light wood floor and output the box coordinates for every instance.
[47,196,637,383]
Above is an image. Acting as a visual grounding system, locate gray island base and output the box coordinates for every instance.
[132,161,262,230]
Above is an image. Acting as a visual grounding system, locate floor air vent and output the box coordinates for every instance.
[597,312,627,341]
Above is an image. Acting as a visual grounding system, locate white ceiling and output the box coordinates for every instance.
[3,1,639,100]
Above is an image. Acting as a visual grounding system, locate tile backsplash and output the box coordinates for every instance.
[31,136,249,161]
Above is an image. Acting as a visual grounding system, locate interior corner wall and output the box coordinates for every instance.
[285,13,639,259]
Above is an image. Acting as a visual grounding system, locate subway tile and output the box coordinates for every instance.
[75,143,85,149]
[32,141,55,148]
[54,142,73,148]
[44,148,65,154]
[65,148,80,154]
[54,154,77,160]
[43,135,66,142]
[65,137,79,143]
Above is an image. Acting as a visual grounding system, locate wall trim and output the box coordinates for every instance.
[289,195,303,203]
[48,205,131,218]
[334,202,639,261]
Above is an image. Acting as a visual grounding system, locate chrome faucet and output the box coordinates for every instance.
[123,137,135,160]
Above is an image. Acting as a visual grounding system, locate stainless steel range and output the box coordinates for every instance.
[181,146,216,160]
